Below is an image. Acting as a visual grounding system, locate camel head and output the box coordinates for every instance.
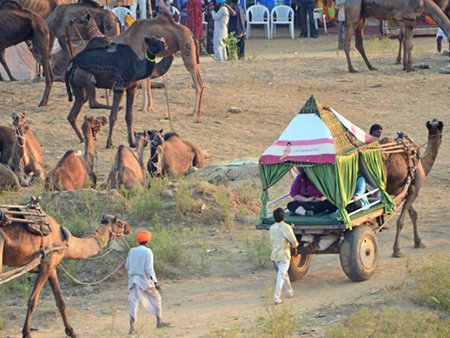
[100,214,131,239]
[82,115,108,139]
[134,131,150,149]
[69,13,93,28]
[144,36,168,57]
[147,129,164,148]
[12,112,27,130]
[102,10,121,36]
[426,119,444,139]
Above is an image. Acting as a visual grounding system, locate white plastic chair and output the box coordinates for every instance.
[246,5,271,39]
[270,5,294,39]
[171,6,181,23]
[312,7,327,34]
[111,7,134,27]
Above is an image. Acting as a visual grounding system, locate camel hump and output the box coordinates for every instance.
[163,132,179,141]
[78,0,101,8]
[0,1,24,11]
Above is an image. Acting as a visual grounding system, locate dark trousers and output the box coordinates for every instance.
[287,200,337,214]
[346,200,363,213]
[299,1,317,37]
[237,36,245,59]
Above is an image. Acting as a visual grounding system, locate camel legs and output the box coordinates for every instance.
[0,232,3,272]
[396,25,404,65]
[33,39,53,107]
[344,21,358,73]
[87,87,113,110]
[141,78,153,113]
[48,270,77,337]
[403,20,415,71]
[0,49,18,81]
[180,44,204,120]
[22,262,54,338]
[67,87,88,143]
[393,185,419,258]
[106,90,124,149]
[355,18,377,71]
[125,86,137,148]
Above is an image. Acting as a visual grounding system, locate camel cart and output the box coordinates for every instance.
[256,96,412,282]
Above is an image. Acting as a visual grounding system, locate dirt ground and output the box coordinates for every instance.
[1,31,449,337]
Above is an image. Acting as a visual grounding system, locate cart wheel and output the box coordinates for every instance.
[288,253,312,281]
[339,226,378,282]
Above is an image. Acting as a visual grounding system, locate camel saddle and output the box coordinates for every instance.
[0,196,51,236]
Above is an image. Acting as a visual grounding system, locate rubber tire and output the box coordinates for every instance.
[339,226,378,282]
[288,253,312,281]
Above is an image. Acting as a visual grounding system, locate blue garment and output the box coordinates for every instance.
[228,3,246,37]
[354,176,370,208]
[298,1,317,37]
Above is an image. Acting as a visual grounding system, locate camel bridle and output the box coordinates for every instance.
[94,222,126,249]
[150,133,163,174]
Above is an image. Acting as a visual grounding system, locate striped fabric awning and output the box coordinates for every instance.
[259,96,375,165]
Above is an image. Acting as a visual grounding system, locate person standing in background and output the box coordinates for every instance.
[298,0,318,38]
[335,0,345,50]
[228,0,246,59]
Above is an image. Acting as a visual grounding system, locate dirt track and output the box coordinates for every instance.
[1,32,449,337]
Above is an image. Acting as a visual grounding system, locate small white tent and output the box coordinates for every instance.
[0,43,35,81]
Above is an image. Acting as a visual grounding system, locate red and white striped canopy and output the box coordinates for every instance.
[260,100,375,165]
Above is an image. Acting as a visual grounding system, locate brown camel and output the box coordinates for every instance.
[8,112,45,187]
[395,0,450,64]
[0,211,131,338]
[0,1,53,106]
[11,0,61,18]
[381,119,443,257]
[106,131,149,189]
[0,124,15,165]
[45,0,120,59]
[0,163,20,191]
[147,129,204,177]
[45,115,107,191]
[344,0,450,72]
[113,2,205,121]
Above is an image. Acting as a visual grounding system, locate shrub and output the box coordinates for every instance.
[256,306,296,337]
[224,32,239,61]
[244,234,272,269]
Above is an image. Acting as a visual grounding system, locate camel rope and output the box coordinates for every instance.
[163,74,175,132]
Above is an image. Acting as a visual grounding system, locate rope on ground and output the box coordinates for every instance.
[376,201,404,233]
[58,258,127,286]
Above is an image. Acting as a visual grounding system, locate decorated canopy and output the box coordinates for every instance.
[259,96,395,227]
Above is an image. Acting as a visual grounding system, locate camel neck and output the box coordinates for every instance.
[64,226,111,259]
[136,137,146,164]
[82,123,95,169]
[136,49,157,80]
[87,25,103,39]
[149,144,162,175]
[421,134,442,176]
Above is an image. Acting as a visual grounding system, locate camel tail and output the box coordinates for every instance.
[65,62,74,102]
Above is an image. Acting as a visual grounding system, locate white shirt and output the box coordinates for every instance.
[125,245,157,290]
[212,6,230,40]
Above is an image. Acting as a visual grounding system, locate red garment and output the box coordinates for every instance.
[186,0,204,40]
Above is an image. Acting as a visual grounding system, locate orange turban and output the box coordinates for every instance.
[135,231,152,244]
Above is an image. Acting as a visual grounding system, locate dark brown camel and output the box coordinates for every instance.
[382,119,443,257]
[65,36,168,148]
[8,112,45,187]
[113,3,205,121]
[0,124,15,165]
[45,0,120,59]
[0,212,131,338]
[147,129,204,177]
[0,163,20,191]
[45,115,107,191]
[344,0,450,72]
[106,131,149,189]
[0,1,53,106]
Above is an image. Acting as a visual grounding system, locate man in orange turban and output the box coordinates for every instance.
[125,230,170,333]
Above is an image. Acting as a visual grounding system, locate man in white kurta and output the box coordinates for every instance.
[125,231,168,333]
[211,0,232,61]
[269,208,299,305]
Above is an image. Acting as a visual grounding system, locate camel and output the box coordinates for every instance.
[45,115,107,191]
[65,36,168,148]
[0,124,15,165]
[113,2,205,121]
[147,129,204,177]
[344,0,450,72]
[8,112,45,187]
[11,0,61,18]
[395,0,450,64]
[0,1,53,106]
[45,0,120,59]
[106,131,149,190]
[0,163,20,191]
[381,119,443,257]
[0,210,131,337]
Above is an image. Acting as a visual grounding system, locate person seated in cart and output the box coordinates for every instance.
[287,169,337,216]
[345,174,370,213]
